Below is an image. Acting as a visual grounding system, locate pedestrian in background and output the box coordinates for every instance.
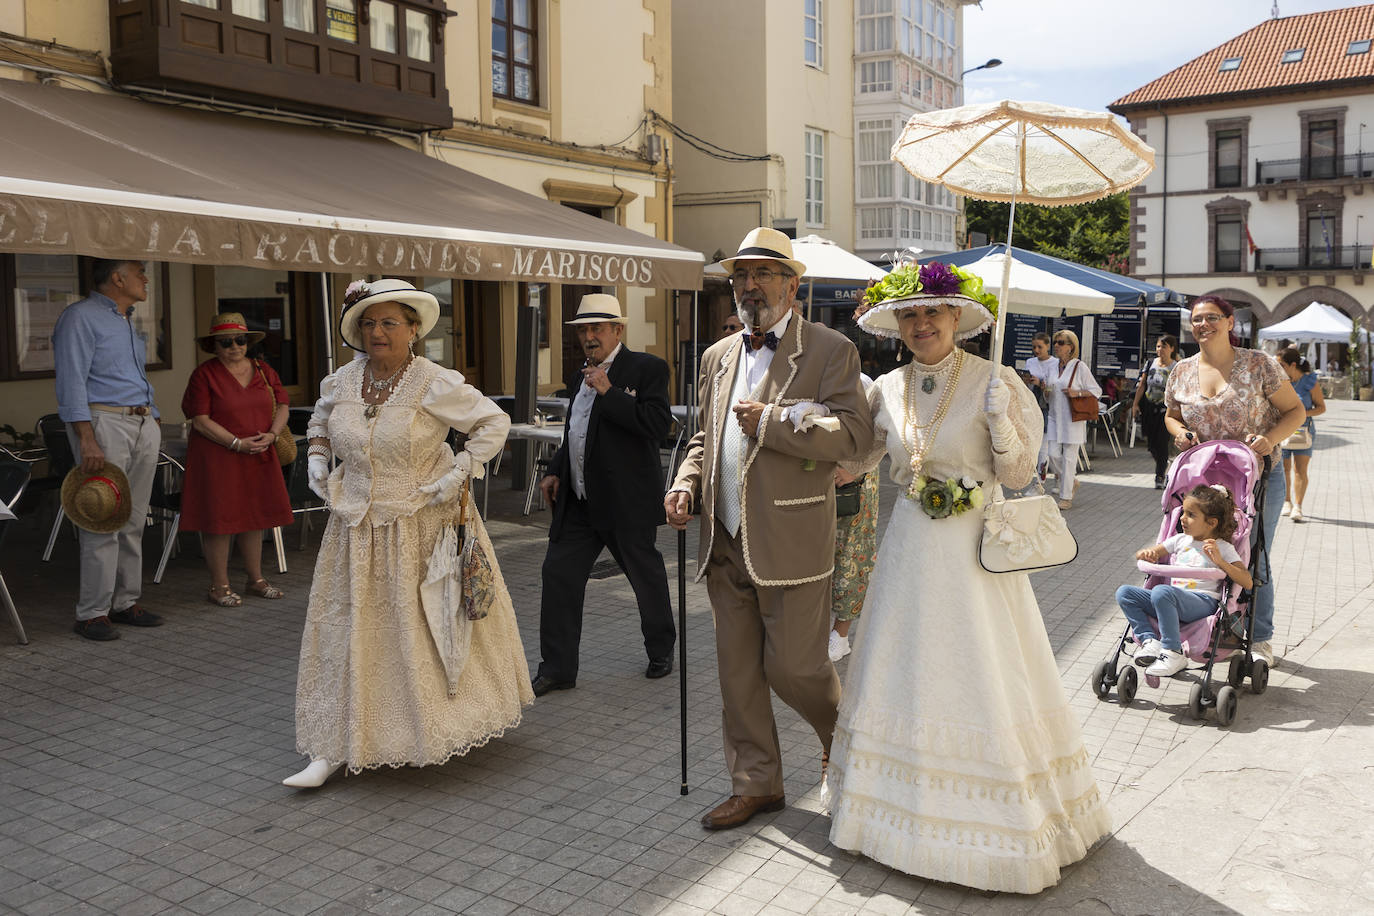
[1131,334,1179,488]
[53,259,163,641]
[1043,329,1100,509]
[1278,346,1325,523]
[180,312,292,607]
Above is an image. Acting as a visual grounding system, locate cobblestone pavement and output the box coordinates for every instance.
[1,402,1371,915]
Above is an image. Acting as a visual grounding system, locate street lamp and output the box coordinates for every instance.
[961,58,1002,78]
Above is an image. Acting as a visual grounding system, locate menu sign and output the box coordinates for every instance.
[1094,313,1142,374]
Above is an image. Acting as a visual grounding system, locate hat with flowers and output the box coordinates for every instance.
[856,259,998,342]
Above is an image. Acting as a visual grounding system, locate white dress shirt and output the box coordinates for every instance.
[567,342,622,499]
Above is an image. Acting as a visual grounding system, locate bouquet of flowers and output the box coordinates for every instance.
[909,474,984,519]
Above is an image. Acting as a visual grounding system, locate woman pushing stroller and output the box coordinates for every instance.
[1115,484,1252,678]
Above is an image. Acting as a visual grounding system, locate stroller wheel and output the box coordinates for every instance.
[1090,659,1113,700]
[1227,654,1246,689]
[1250,658,1269,695]
[1215,685,1238,727]
[1117,666,1137,705]
[1188,682,1207,721]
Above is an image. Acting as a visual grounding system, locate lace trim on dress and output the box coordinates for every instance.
[833,700,1086,771]
[991,366,1037,489]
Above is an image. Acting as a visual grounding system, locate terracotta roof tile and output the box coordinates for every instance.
[1110,4,1374,111]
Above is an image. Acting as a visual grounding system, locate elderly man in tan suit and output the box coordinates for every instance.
[666,228,873,830]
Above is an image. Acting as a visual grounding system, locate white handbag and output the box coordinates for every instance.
[979,482,1079,574]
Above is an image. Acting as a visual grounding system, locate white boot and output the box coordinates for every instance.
[282,759,341,788]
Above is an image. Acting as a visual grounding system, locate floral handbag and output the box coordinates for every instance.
[979,482,1078,574]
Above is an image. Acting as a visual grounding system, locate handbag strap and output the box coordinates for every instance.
[256,360,282,426]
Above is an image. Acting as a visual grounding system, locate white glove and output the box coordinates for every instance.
[419,452,474,506]
[307,455,331,502]
[783,401,833,432]
[984,376,1011,419]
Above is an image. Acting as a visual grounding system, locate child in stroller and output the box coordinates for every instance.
[1115,484,1253,678]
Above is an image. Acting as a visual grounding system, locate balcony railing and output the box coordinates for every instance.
[1255,153,1374,184]
[1254,245,1369,271]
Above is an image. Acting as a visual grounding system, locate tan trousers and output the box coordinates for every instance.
[66,413,160,621]
[705,521,840,797]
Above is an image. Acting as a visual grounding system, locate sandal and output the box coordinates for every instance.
[208,585,242,607]
[245,578,285,599]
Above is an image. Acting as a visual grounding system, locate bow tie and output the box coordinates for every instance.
[743,330,779,352]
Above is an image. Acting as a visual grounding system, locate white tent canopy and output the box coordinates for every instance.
[1257,301,1353,344]
[704,234,886,283]
[958,252,1115,316]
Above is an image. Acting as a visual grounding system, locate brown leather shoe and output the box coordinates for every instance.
[700,793,785,830]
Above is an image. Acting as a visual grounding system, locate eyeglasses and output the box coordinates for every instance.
[730,267,786,285]
[1190,314,1226,326]
[215,336,248,348]
[357,318,407,332]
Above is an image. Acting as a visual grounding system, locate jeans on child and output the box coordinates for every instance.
[1116,584,1220,652]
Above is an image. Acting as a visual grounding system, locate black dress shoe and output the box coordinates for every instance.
[645,658,673,679]
[531,674,575,697]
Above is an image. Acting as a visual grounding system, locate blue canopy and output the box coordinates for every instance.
[930,243,1186,307]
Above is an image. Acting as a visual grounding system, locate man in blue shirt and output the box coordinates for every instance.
[53,259,164,640]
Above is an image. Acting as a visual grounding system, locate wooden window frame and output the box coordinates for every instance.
[492,0,539,105]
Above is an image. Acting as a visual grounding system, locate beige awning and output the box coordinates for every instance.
[0,81,703,289]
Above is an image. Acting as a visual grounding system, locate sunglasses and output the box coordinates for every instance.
[216,336,248,348]
[722,323,743,332]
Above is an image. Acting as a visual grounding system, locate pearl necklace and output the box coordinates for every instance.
[902,349,964,488]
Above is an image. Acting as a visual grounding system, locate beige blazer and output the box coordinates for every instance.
[671,317,872,586]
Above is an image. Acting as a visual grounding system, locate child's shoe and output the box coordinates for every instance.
[1146,650,1188,677]
[1134,638,1163,666]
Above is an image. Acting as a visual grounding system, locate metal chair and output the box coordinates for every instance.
[149,452,185,584]
[1092,401,1124,459]
[37,414,77,562]
[0,460,32,644]
[271,448,331,573]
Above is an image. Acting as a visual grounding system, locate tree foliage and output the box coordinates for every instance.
[964,193,1131,274]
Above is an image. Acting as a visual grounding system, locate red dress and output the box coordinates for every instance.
[180,358,293,534]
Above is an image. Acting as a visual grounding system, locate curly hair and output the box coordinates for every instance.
[1186,484,1239,542]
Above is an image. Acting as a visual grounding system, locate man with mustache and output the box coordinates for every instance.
[666,228,872,830]
[532,294,676,696]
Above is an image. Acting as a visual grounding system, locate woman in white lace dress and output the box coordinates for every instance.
[283,279,533,788]
[826,262,1111,893]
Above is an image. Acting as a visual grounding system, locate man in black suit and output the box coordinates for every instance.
[531,294,677,697]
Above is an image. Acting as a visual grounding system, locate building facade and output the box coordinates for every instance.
[1111,5,1374,356]
[0,0,695,431]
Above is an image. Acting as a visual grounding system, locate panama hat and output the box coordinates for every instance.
[338,279,440,350]
[857,260,998,342]
[566,293,628,325]
[61,462,133,534]
[197,312,266,353]
[718,227,808,280]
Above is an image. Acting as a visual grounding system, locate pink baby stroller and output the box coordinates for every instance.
[1090,440,1271,727]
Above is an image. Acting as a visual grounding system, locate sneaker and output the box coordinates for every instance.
[1134,638,1163,666]
[73,617,119,641]
[1251,640,1275,668]
[1291,506,1304,523]
[1154,476,1165,490]
[110,604,163,627]
[1146,650,1188,677]
[1281,501,1292,517]
[827,630,851,663]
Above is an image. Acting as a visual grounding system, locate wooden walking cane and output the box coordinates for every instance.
[678,526,689,795]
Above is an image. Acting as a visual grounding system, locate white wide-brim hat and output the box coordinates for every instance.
[857,293,994,342]
[718,227,808,279]
[566,293,627,325]
[338,278,440,350]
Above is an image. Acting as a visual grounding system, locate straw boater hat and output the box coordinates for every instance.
[197,312,266,353]
[718,227,808,279]
[61,463,133,534]
[338,278,440,350]
[857,260,998,342]
[566,293,627,325]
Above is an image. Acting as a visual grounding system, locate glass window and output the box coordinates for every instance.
[230,0,267,19]
[1215,130,1242,187]
[859,59,893,93]
[1215,217,1243,272]
[1306,213,1335,267]
[858,119,894,199]
[181,0,218,8]
[326,0,359,43]
[369,1,397,52]
[1219,56,1241,72]
[804,0,823,68]
[1307,119,1338,179]
[859,207,894,240]
[857,2,893,53]
[215,267,297,386]
[12,255,81,375]
[405,8,432,61]
[421,278,455,366]
[493,0,538,103]
[1281,48,1305,64]
[805,128,825,226]
[1348,39,1371,55]
[283,0,315,31]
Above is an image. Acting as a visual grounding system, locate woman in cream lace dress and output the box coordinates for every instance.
[284,279,533,788]
[825,262,1110,894]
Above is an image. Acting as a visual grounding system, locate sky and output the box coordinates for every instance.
[961,0,1367,112]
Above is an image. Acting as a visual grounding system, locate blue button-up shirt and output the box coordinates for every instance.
[52,292,158,423]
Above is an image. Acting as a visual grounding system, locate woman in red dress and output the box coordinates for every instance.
[180,312,293,606]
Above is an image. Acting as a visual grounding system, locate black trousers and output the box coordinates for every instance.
[537,494,676,681]
[1141,399,1170,478]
